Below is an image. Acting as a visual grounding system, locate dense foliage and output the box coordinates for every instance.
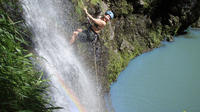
[0,0,54,112]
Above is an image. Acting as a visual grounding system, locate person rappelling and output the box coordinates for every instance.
[69,7,114,44]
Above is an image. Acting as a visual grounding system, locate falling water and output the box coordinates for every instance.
[21,0,103,112]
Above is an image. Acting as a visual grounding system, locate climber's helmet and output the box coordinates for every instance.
[105,11,114,20]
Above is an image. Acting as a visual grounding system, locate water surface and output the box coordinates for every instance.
[111,29,200,112]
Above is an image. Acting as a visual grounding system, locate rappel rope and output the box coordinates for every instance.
[93,39,98,86]
[93,41,101,112]
[81,0,98,82]
[82,0,100,111]
[86,17,99,87]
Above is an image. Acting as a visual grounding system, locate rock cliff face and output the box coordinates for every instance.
[72,0,200,92]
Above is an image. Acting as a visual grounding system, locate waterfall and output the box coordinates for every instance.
[21,0,104,112]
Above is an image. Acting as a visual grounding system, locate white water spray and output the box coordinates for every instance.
[21,0,104,111]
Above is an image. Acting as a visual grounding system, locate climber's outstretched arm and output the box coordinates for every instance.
[83,8,106,27]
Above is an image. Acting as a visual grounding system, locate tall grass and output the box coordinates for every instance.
[0,0,55,112]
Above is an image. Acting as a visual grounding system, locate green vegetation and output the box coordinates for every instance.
[149,30,162,47]
[71,0,102,20]
[0,0,55,112]
[111,0,134,16]
[107,50,124,84]
[90,0,100,5]
[106,41,142,86]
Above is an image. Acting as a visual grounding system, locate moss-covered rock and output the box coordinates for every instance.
[71,0,200,93]
[192,17,200,28]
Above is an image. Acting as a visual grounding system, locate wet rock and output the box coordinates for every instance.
[120,39,134,52]
[72,0,200,93]
[192,17,200,28]
[166,35,174,42]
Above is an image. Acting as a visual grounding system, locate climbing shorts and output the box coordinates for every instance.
[77,28,98,42]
